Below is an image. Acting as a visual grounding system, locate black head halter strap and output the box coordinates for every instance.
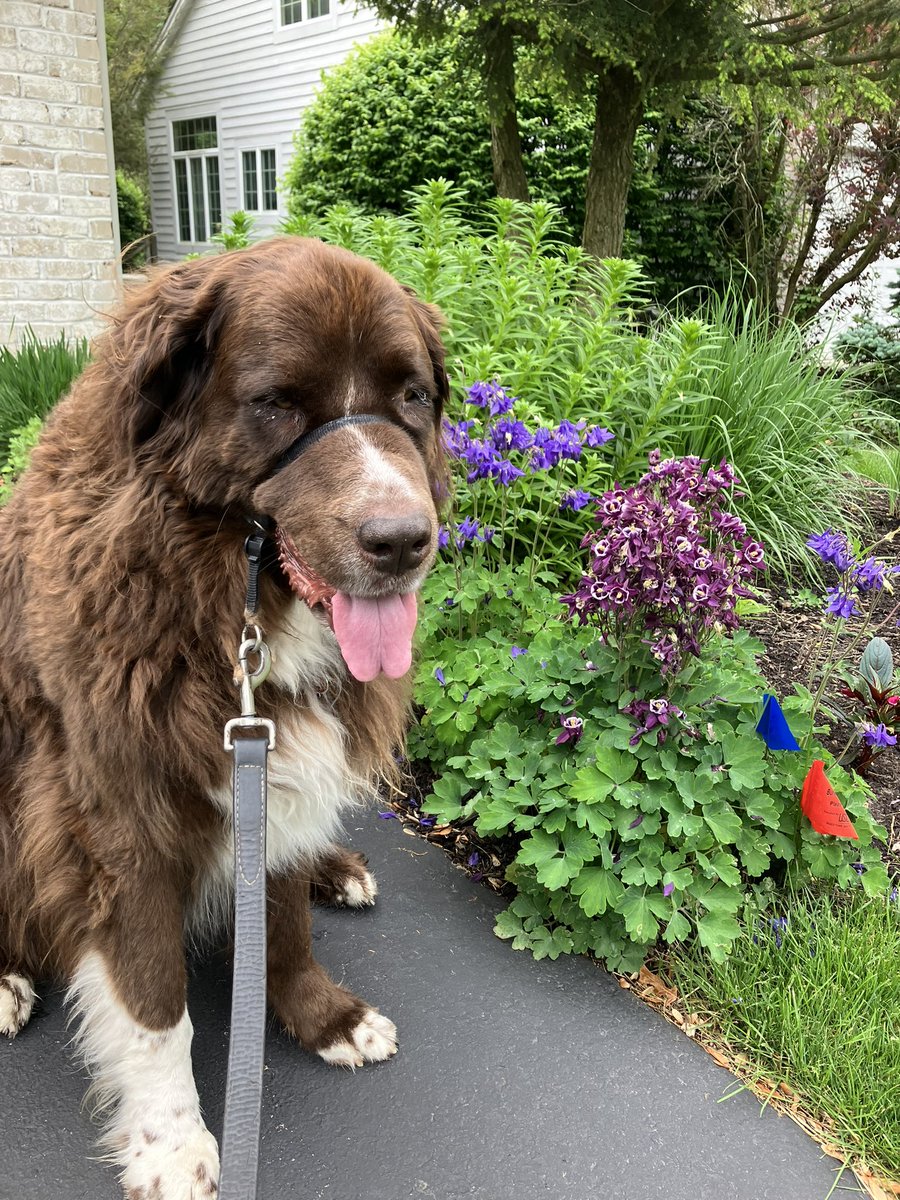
[272,413,396,476]
[243,412,399,617]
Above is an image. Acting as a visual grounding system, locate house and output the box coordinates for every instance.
[1,0,121,348]
[144,0,382,261]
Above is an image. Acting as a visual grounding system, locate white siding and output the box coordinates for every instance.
[145,0,382,261]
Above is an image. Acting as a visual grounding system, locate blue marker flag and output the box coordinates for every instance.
[756,693,801,752]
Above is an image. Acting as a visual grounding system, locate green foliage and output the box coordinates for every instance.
[285,32,783,302]
[411,571,886,970]
[210,211,257,251]
[115,169,150,267]
[0,330,89,457]
[0,418,43,505]
[283,182,875,574]
[104,0,171,182]
[285,34,494,220]
[669,888,900,1178]
[835,317,900,408]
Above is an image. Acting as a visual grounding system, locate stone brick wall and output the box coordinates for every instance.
[0,0,121,348]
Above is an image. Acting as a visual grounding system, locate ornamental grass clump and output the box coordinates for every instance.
[562,453,765,688]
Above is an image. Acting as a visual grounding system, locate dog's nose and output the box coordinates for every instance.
[357,514,432,575]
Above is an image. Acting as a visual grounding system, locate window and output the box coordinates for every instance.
[172,116,221,242]
[280,0,329,25]
[241,148,278,212]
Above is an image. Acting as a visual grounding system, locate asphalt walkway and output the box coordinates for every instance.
[0,810,859,1200]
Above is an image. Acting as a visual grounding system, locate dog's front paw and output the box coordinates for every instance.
[318,1009,398,1069]
[309,846,378,908]
[0,973,35,1037]
[121,1124,219,1200]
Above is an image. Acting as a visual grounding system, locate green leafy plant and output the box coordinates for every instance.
[0,330,89,457]
[210,210,256,251]
[115,169,150,269]
[0,417,43,505]
[411,452,886,971]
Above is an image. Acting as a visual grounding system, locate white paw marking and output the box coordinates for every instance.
[0,973,35,1037]
[318,1009,398,1069]
[121,1124,219,1199]
[337,870,378,907]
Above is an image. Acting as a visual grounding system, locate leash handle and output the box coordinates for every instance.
[219,731,269,1200]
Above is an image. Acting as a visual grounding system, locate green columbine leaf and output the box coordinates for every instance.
[704,801,743,845]
[721,731,767,792]
[663,910,691,944]
[620,888,666,942]
[570,764,617,805]
[571,865,625,917]
[573,802,613,838]
[592,745,637,785]
[696,912,741,960]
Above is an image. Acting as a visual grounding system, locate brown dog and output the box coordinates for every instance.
[0,238,448,1198]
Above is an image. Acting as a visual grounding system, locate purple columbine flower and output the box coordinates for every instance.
[584,426,614,448]
[434,667,446,686]
[437,525,450,549]
[807,530,854,573]
[560,489,594,512]
[510,646,527,658]
[663,882,675,898]
[825,587,860,620]
[851,557,887,594]
[467,851,480,868]
[861,722,897,748]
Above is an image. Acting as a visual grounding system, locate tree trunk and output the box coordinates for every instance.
[481,19,530,201]
[582,67,645,257]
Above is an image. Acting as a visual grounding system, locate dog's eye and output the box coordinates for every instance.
[405,387,432,408]
[256,390,295,411]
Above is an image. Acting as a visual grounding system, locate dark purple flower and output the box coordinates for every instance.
[437,525,450,549]
[434,667,446,686]
[510,645,527,658]
[467,851,480,868]
[555,713,584,745]
[378,811,398,820]
[628,814,644,830]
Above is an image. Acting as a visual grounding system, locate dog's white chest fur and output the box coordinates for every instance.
[191,600,358,936]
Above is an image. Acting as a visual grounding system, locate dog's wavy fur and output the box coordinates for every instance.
[0,237,448,1196]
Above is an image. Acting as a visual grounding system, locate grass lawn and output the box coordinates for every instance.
[666,887,900,1184]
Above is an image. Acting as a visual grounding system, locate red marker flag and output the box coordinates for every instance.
[800,760,858,840]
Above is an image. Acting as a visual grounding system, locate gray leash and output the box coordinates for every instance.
[220,622,275,1200]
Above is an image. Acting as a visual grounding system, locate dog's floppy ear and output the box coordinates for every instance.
[402,286,450,408]
[106,255,229,448]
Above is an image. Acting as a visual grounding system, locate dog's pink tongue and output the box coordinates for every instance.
[331,592,418,682]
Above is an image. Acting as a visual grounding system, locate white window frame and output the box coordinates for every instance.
[170,114,222,246]
[273,0,339,40]
[240,147,279,213]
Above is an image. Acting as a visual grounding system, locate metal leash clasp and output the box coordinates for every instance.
[224,622,276,751]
